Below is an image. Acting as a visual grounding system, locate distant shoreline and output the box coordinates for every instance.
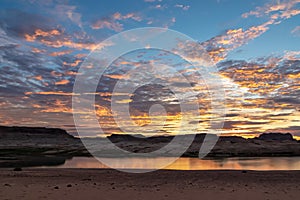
[1,125,299,140]
[1,125,300,168]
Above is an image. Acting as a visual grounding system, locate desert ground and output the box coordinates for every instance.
[1,168,300,200]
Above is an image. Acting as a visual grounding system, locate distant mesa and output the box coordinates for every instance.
[0,126,86,168]
[0,125,298,143]
[0,125,75,140]
[257,133,294,141]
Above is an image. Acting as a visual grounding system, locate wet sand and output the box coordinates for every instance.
[1,169,300,200]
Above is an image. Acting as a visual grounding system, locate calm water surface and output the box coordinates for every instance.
[48,157,300,170]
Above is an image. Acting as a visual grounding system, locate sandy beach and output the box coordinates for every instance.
[1,169,300,200]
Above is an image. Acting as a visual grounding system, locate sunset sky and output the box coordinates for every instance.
[0,0,299,138]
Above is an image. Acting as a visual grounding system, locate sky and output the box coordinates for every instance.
[0,0,299,138]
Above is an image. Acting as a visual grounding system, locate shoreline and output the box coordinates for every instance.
[3,155,300,169]
[1,126,300,168]
[1,168,300,200]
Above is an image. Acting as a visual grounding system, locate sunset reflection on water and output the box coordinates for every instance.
[51,157,300,171]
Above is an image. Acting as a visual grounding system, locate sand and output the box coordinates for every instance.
[1,169,300,200]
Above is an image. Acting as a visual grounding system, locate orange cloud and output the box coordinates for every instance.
[51,71,63,77]
[104,74,130,79]
[75,53,87,58]
[287,72,300,79]
[41,100,72,113]
[95,105,112,117]
[63,59,82,67]
[55,79,70,85]
[64,71,79,76]
[24,29,61,42]
[31,47,45,53]
[32,104,42,108]
[25,91,74,96]
[50,50,73,56]
[24,28,111,51]
[39,38,99,50]
[32,75,43,81]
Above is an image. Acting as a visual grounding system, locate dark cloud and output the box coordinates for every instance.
[0,9,54,38]
[222,120,268,129]
[224,113,240,118]
[285,126,300,131]
[273,97,300,105]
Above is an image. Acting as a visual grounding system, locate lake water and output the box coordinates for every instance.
[48,157,300,171]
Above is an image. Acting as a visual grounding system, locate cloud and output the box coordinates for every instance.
[0,10,101,51]
[25,91,74,96]
[54,5,82,27]
[40,99,72,113]
[32,75,43,81]
[91,19,123,32]
[49,49,73,56]
[176,28,249,63]
[23,27,113,51]
[91,12,142,31]
[0,10,53,38]
[55,79,70,85]
[202,1,300,63]
[283,51,300,60]
[24,29,61,42]
[285,126,300,130]
[174,4,190,11]
[202,20,275,62]
[0,27,19,48]
[291,26,300,36]
[154,4,165,10]
[201,0,300,63]
[23,2,83,28]
[242,0,300,18]
[63,59,82,67]
[24,30,99,50]
[0,1,299,136]
[222,120,268,129]
[273,97,300,105]
[218,52,300,115]
[112,12,142,21]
